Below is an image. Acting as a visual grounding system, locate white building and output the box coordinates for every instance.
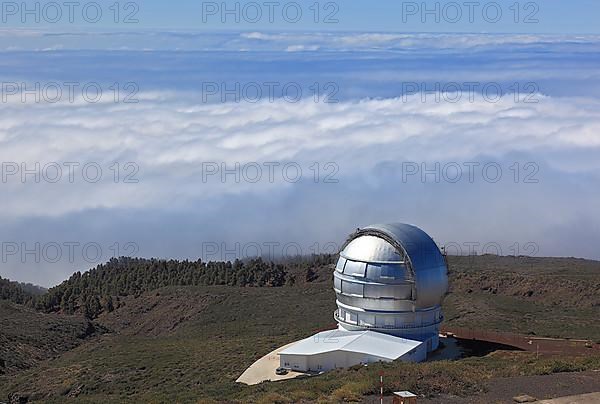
[279,329,426,372]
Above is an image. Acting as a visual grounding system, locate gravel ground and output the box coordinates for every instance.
[364,370,600,404]
[421,370,600,404]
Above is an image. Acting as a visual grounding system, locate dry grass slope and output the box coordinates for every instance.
[0,255,599,402]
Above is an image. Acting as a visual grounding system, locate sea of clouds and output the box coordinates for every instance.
[1,31,599,286]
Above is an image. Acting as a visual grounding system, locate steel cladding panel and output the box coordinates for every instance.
[335,257,346,272]
[343,260,367,277]
[363,283,411,299]
[333,276,342,291]
[341,280,363,296]
[366,263,408,281]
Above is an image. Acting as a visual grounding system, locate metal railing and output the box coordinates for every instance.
[334,310,444,330]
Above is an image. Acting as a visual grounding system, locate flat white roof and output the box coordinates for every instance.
[394,391,417,397]
[278,330,423,360]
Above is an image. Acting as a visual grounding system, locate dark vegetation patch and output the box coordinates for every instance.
[2,254,334,319]
[0,277,46,305]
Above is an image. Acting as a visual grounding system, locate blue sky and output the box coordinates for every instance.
[150,0,600,33]
[2,0,600,33]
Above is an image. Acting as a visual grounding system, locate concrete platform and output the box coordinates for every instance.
[236,342,311,385]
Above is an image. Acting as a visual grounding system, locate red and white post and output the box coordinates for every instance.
[379,370,384,404]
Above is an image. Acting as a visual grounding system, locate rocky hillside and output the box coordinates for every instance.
[0,301,103,375]
[448,255,600,309]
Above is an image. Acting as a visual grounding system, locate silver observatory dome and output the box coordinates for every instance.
[333,223,449,351]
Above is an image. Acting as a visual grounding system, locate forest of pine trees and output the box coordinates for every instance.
[1,254,335,319]
[0,277,37,305]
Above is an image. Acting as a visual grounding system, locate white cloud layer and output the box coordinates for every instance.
[1,92,599,218]
[1,92,600,287]
[2,30,600,52]
[1,31,600,286]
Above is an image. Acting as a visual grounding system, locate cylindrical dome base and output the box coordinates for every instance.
[334,305,443,352]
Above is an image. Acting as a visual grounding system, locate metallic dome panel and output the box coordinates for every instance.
[360,223,448,308]
[341,235,403,263]
[361,223,446,273]
[335,223,448,330]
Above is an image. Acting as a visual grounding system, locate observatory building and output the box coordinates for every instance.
[279,223,448,372]
[334,223,448,351]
